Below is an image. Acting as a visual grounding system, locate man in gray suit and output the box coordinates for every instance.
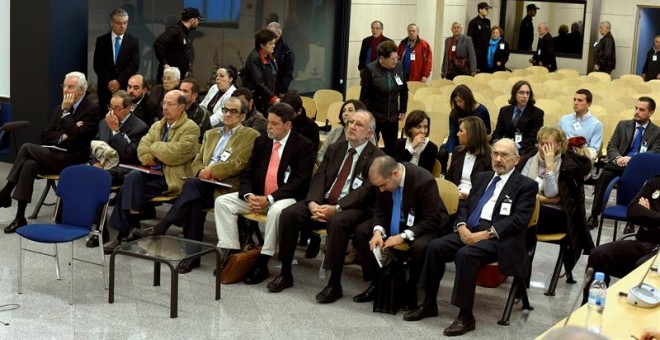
[587,97,660,230]
[441,22,477,80]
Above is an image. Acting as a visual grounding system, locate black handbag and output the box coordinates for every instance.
[372,258,407,314]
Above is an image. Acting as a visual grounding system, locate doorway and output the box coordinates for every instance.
[633,6,660,75]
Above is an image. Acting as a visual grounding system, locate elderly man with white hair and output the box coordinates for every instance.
[149,66,181,121]
[593,21,616,74]
[266,21,295,96]
[530,22,557,72]
[1,71,103,233]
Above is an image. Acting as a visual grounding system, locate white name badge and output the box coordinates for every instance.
[283,166,291,183]
[514,132,523,143]
[352,176,364,189]
[406,212,415,227]
[641,141,648,153]
[500,202,512,216]
[410,52,416,61]
[654,55,658,62]
[394,74,403,85]
[499,43,505,50]
[451,45,456,52]
[220,150,232,162]
[573,122,582,131]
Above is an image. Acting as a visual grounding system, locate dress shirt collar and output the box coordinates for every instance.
[111,32,124,41]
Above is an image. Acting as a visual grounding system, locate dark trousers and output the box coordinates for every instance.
[375,121,399,156]
[418,230,498,311]
[591,163,625,216]
[278,200,368,271]
[7,143,73,202]
[108,170,168,234]
[164,178,215,241]
[354,220,435,287]
[581,239,657,304]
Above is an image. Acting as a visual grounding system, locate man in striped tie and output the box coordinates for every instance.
[214,103,315,284]
[404,139,537,337]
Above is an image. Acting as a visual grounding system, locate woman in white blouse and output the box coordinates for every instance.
[201,65,238,127]
[444,116,492,200]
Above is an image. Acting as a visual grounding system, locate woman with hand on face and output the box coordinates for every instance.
[444,116,491,201]
[393,110,438,173]
[518,126,594,277]
[201,65,238,127]
[243,28,280,114]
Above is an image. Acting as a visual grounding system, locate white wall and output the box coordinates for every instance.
[0,0,10,98]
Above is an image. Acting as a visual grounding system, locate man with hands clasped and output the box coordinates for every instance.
[403,139,537,337]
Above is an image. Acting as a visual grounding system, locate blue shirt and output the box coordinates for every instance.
[558,111,603,156]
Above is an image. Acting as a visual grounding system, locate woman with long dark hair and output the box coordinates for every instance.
[393,110,438,173]
[444,116,491,200]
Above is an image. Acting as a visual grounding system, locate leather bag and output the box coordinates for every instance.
[219,246,261,284]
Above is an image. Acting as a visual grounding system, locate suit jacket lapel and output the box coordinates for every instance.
[402,165,415,214]
[278,133,294,180]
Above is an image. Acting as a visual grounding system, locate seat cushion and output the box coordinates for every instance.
[602,205,627,220]
[17,224,90,243]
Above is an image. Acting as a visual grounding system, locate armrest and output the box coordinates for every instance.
[1,121,30,132]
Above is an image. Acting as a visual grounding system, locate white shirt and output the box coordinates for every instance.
[325,141,369,201]
[480,168,514,222]
[459,152,476,195]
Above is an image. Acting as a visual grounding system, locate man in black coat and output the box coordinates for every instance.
[403,139,537,337]
[1,72,102,233]
[267,22,295,96]
[467,2,492,72]
[358,156,450,309]
[518,4,539,50]
[126,74,160,126]
[641,35,660,81]
[358,21,393,71]
[587,97,660,229]
[531,22,557,72]
[93,8,140,111]
[593,21,616,74]
[153,8,204,83]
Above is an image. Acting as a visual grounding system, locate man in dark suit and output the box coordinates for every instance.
[214,103,315,284]
[1,72,102,233]
[530,22,557,72]
[587,97,660,229]
[89,90,148,184]
[491,80,544,156]
[126,74,160,126]
[267,110,384,299]
[357,156,451,308]
[93,8,140,111]
[358,20,393,71]
[403,139,537,337]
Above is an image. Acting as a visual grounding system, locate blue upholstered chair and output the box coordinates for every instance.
[17,165,112,304]
[596,153,660,246]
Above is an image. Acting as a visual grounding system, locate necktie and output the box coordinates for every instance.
[627,126,645,157]
[390,186,403,235]
[512,108,522,128]
[162,125,170,141]
[466,176,501,230]
[264,141,281,196]
[114,36,121,64]
[327,148,356,205]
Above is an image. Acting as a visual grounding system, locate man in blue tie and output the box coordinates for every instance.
[403,139,537,337]
[93,8,140,113]
[586,97,660,231]
[356,156,451,309]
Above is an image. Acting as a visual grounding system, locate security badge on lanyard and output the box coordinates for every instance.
[514,130,523,143]
[284,165,292,183]
[640,141,648,153]
[394,73,403,86]
[499,195,512,216]
[352,175,364,189]
[407,209,415,227]
[219,149,232,162]
[410,51,416,61]
[652,190,660,200]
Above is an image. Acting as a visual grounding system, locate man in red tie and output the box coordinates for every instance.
[267,110,384,300]
[214,103,315,284]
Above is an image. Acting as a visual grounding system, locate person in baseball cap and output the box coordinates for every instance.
[182,7,205,21]
[477,2,492,9]
[527,4,540,11]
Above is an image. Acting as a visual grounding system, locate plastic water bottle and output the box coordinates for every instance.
[586,272,607,333]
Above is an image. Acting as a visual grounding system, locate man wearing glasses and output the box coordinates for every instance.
[104,90,199,253]
[1,72,102,233]
[136,97,260,273]
[358,20,393,71]
[93,8,140,111]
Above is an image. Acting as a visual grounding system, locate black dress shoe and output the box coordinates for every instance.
[403,305,438,321]
[316,284,343,303]
[135,220,171,237]
[103,239,121,255]
[443,315,476,336]
[0,195,12,208]
[586,215,598,230]
[267,275,294,292]
[305,235,321,259]
[122,229,144,242]
[86,235,99,248]
[243,264,269,285]
[353,284,377,303]
[623,222,635,234]
[4,218,27,234]
[178,258,201,274]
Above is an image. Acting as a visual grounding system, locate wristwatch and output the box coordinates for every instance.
[487,227,497,239]
[400,232,408,241]
[335,204,342,212]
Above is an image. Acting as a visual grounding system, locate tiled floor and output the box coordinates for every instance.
[0,162,625,339]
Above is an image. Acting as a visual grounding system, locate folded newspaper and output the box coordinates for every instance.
[373,245,393,268]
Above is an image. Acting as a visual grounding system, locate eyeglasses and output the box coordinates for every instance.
[222,107,241,116]
[491,151,513,159]
[160,101,179,107]
[107,105,127,112]
[517,91,531,96]
[61,84,78,91]
[111,19,128,26]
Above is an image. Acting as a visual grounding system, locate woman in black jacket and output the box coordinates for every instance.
[444,116,491,201]
[242,29,280,113]
[393,110,438,173]
[359,40,409,156]
[484,26,510,73]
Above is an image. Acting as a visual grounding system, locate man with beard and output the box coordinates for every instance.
[154,7,204,82]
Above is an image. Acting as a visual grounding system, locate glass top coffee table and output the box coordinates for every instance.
[108,235,221,318]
